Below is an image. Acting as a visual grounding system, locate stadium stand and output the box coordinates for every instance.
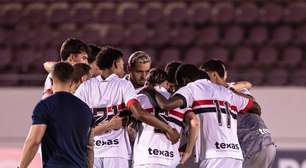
[0,1,305,86]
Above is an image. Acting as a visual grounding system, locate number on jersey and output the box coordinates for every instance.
[213,100,232,128]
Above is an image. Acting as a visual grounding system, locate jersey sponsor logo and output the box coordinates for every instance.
[215,142,240,150]
[148,147,174,158]
[95,139,119,146]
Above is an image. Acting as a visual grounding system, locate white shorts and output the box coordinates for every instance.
[94,157,129,168]
[199,158,243,168]
[133,164,176,168]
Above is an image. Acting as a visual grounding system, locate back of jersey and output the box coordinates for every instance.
[75,74,137,160]
[133,86,182,167]
[176,79,252,161]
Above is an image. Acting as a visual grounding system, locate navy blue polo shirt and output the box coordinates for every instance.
[32,91,93,168]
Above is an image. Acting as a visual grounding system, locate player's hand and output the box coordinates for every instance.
[109,115,123,130]
[166,128,180,144]
[180,151,192,164]
[127,124,137,141]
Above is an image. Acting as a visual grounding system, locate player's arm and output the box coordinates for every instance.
[87,128,94,168]
[230,88,254,100]
[94,115,123,136]
[128,101,180,144]
[146,84,193,111]
[142,88,185,110]
[180,111,200,164]
[43,61,57,73]
[231,81,252,91]
[157,94,186,111]
[246,101,261,116]
[18,125,46,168]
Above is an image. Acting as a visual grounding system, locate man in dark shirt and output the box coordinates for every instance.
[19,62,94,168]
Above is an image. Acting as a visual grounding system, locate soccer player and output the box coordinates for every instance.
[144,64,261,168]
[42,38,89,99]
[133,68,199,168]
[18,62,94,168]
[124,51,152,145]
[126,51,152,92]
[200,60,276,168]
[74,46,180,168]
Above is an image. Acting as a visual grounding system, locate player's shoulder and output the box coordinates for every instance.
[83,76,100,86]
[187,79,209,87]
[136,91,149,101]
[136,93,152,109]
[184,79,213,92]
[117,77,135,90]
[154,86,171,99]
[117,76,132,84]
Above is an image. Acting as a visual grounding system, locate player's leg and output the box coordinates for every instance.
[104,157,129,168]
[93,157,104,168]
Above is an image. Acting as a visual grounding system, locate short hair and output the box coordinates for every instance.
[176,64,209,87]
[60,38,89,61]
[164,61,182,84]
[52,62,74,83]
[146,68,168,86]
[200,59,226,78]
[128,51,151,69]
[72,63,91,83]
[96,46,123,70]
[88,44,101,64]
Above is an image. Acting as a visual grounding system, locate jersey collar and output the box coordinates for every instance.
[96,74,118,82]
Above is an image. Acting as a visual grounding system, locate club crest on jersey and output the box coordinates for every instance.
[95,139,119,146]
[215,142,240,150]
[148,148,174,158]
[258,128,270,135]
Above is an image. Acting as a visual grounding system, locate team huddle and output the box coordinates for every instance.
[18,38,276,168]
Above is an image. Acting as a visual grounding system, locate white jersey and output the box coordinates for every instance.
[42,73,53,99]
[75,74,138,159]
[175,79,253,161]
[133,86,191,167]
[123,74,143,93]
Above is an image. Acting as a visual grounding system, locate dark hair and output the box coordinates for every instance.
[60,38,89,61]
[164,61,182,84]
[146,68,168,86]
[96,46,123,70]
[52,62,74,83]
[72,63,91,83]
[200,59,226,78]
[88,44,101,63]
[176,64,209,88]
